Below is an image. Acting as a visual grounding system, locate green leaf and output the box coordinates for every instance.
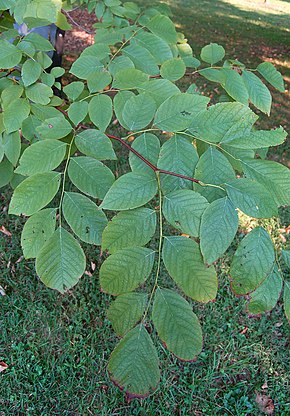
[102,208,156,253]
[25,83,53,105]
[146,14,177,44]
[199,68,226,83]
[157,134,199,194]
[68,156,115,199]
[15,140,67,176]
[3,98,30,133]
[194,147,235,202]
[63,81,84,101]
[108,56,135,77]
[282,250,290,268]
[200,197,238,264]
[62,192,107,245]
[242,70,271,115]
[134,31,173,64]
[163,189,209,237]
[88,94,112,131]
[21,59,42,87]
[36,116,72,139]
[283,281,290,322]
[225,126,287,149]
[0,40,22,69]
[242,158,290,206]
[257,62,285,93]
[200,43,225,64]
[100,172,157,211]
[113,91,135,129]
[154,93,209,132]
[222,69,249,105]
[75,129,116,160]
[0,158,14,188]
[162,236,218,302]
[21,208,56,259]
[35,227,86,293]
[189,102,257,144]
[107,293,147,336]
[247,266,283,315]
[87,70,112,93]
[129,133,160,176]
[225,178,278,218]
[112,68,149,89]
[2,131,21,166]
[152,288,202,360]
[160,58,186,81]
[122,93,156,131]
[67,101,88,126]
[137,79,180,107]
[108,325,160,399]
[123,44,159,76]
[9,172,61,216]
[70,55,104,79]
[100,247,155,295]
[24,33,54,52]
[230,227,275,295]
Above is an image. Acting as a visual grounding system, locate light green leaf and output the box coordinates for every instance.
[163,189,209,237]
[123,44,159,76]
[189,102,257,144]
[200,197,238,264]
[0,158,14,188]
[146,14,177,43]
[108,325,160,399]
[36,116,72,139]
[100,172,157,211]
[122,93,156,131]
[75,129,116,160]
[282,250,290,268]
[70,55,104,79]
[113,90,135,129]
[154,93,209,132]
[194,147,235,202]
[247,266,283,315]
[230,227,275,295]
[242,70,271,115]
[100,247,155,295]
[107,293,147,336]
[200,43,225,64]
[257,62,285,93]
[15,140,67,176]
[21,59,42,87]
[36,227,86,293]
[68,101,88,126]
[102,208,156,253]
[160,58,186,81]
[63,81,84,101]
[222,69,249,105]
[108,56,135,77]
[113,68,149,89]
[152,288,203,360]
[162,236,218,302]
[129,133,160,176]
[225,126,287,149]
[283,281,290,321]
[199,68,226,83]
[62,192,107,245]
[134,31,173,64]
[25,83,53,105]
[242,158,290,206]
[68,156,115,199]
[0,40,22,69]
[88,94,112,131]
[157,134,199,194]
[87,70,112,93]
[2,131,21,166]
[225,178,278,218]
[3,98,30,133]
[24,33,54,52]
[137,79,180,107]
[9,172,61,216]
[21,208,56,259]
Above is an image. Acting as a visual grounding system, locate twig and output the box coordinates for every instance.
[62,9,95,34]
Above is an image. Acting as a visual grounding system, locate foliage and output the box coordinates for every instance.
[0,0,289,400]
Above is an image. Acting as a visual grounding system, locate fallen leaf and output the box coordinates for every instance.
[0,226,12,237]
[0,362,8,372]
[0,285,6,296]
[261,381,268,389]
[256,393,275,415]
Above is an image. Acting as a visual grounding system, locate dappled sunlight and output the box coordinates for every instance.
[222,0,290,15]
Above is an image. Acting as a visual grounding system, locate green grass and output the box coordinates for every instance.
[1,1,290,414]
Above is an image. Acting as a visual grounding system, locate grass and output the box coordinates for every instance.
[1,0,290,414]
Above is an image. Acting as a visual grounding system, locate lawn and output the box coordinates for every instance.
[0,1,290,415]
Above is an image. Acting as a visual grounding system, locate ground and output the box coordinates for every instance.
[0,1,290,415]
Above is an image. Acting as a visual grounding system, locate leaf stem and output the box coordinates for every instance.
[142,171,163,322]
